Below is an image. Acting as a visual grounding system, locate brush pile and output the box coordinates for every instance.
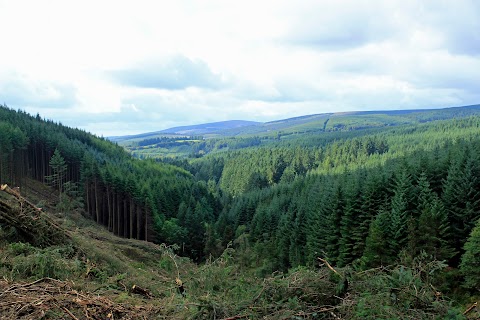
[0,184,68,247]
[0,277,163,319]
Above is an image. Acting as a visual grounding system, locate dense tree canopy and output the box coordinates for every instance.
[2,103,480,297]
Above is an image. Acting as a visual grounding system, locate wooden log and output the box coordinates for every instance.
[131,284,153,298]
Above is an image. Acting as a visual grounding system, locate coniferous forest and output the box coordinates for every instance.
[1,103,480,319]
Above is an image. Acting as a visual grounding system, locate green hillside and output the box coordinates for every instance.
[119,104,480,159]
[1,103,480,318]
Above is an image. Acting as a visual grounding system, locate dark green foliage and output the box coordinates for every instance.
[416,172,454,262]
[362,207,392,267]
[46,149,67,194]
[442,145,480,265]
[3,103,480,314]
[0,105,217,261]
[389,169,414,256]
[460,219,480,291]
[0,242,80,280]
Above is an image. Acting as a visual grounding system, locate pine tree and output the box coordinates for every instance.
[352,169,385,259]
[289,207,307,267]
[338,175,363,266]
[362,207,391,267]
[276,212,292,270]
[47,148,67,197]
[389,169,413,258]
[442,146,480,265]
[459,219,480,291]
[416,172,454,261]
[325,184,344,264]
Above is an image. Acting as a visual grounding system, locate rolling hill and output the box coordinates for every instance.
[109,120,259,143]
[116,104,480,158]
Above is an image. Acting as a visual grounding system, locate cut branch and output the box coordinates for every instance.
[318,258,341,277]
[463,301,478,315]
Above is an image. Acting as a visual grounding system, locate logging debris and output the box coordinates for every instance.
[0,184,69,247]
[0,277,163,319]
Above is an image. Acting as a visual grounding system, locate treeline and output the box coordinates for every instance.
[3,102,480,293]
[135,136,202,147]
[214,140,479,269]
[182,116,480,293]
[0,105,218,260]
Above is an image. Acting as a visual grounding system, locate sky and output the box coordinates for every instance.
[1,0,479,137]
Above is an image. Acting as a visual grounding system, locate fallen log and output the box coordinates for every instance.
[131,284,153,298]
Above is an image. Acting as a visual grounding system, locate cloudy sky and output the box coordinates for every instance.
[1,0,479,136]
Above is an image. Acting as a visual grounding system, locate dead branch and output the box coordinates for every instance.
[131,284,153,298]
[0,194,69,247]
[318,257,341,277]
[61,305,80,320]
[0,278,163,319]
[463,301,478,315]
[1,184,42,211]
[251,282,266,303]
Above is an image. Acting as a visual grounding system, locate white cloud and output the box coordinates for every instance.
[0,0,479,136]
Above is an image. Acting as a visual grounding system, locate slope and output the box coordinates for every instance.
[1,179,475,319]
[0,104,218,262]
[121,104,480,159]
[109,120,260,143]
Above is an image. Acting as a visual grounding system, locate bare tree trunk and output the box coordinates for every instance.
[113,191,118,235]
[130,198,135,239]
[107,186,112,231]
[137,205,142,240]
[123,198,128,237]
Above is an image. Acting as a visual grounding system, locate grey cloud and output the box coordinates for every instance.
[0,72,77,108]
[70,91,225,136]
[421,0,480,56]
[281,2,396,50]
[110,55,226,90]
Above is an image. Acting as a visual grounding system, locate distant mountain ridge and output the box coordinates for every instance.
[110,104,480,142]
[109,120,259,142]
[160,120,260,135]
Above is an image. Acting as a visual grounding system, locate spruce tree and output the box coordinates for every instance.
[47,148,67,197]
[389,169,413,258]
[362,207,391,267]
[325,184,344,264]
[442,146,480,265]
[416,172,454,261]
[338,175,363,266]
[459,219,480,291]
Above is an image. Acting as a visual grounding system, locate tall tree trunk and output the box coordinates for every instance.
[144,203,148,241]
[130,198,135,239]
[107,186,112,231]
[123,198,128,237]
[113,191,118,235]
[137,205,142,240]
[117,192,122,237]
[94,176,100,223]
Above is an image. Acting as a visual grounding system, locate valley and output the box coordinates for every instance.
[1,103,479,318]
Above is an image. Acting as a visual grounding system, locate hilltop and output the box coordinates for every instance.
[109,120,259,143]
